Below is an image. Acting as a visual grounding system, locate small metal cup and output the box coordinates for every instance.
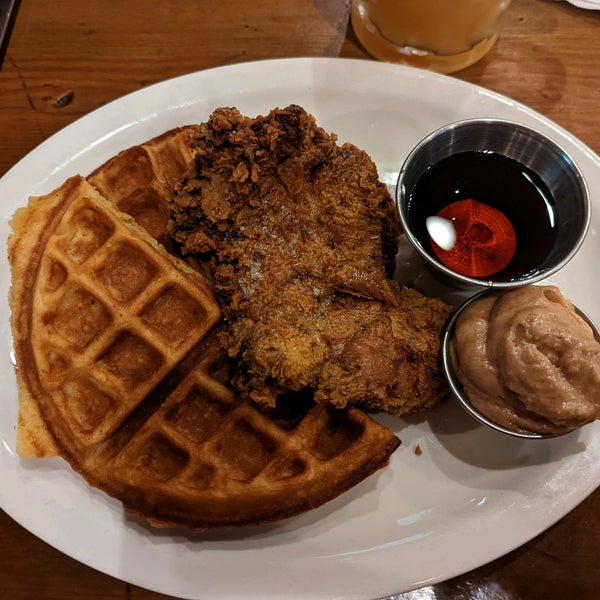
[396,119,590,290]
[441,288,600,439]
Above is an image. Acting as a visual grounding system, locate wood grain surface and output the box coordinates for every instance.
[0,1,599,598]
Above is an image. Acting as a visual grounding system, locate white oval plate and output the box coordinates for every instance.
[1,58,599,600]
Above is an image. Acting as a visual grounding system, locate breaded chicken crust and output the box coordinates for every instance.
[169,105,450,415]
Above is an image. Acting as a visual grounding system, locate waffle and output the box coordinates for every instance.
[8,173,400,529]
[87,126,196,253]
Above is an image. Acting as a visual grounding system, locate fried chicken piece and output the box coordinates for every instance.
[169,105,450,415]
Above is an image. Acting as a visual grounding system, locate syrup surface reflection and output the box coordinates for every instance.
[426,216,456,251]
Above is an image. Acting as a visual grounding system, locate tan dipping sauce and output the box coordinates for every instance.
[451,285,600,435]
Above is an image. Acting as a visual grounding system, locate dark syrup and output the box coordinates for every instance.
[407,151,558,281]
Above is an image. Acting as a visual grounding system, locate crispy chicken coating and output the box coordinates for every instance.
[169,105,450,415]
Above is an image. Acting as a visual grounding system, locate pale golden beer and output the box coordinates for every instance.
[351,0,511,74]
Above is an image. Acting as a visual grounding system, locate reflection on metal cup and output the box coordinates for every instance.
[351,0,511,74]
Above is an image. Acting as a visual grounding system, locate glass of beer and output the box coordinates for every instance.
[351,0,511,74]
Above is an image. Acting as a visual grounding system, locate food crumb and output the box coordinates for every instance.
[414,444,422,456]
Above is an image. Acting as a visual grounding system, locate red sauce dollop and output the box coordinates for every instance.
[430,199,517,277]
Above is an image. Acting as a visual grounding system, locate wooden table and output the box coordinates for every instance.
[1,1,599,598]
